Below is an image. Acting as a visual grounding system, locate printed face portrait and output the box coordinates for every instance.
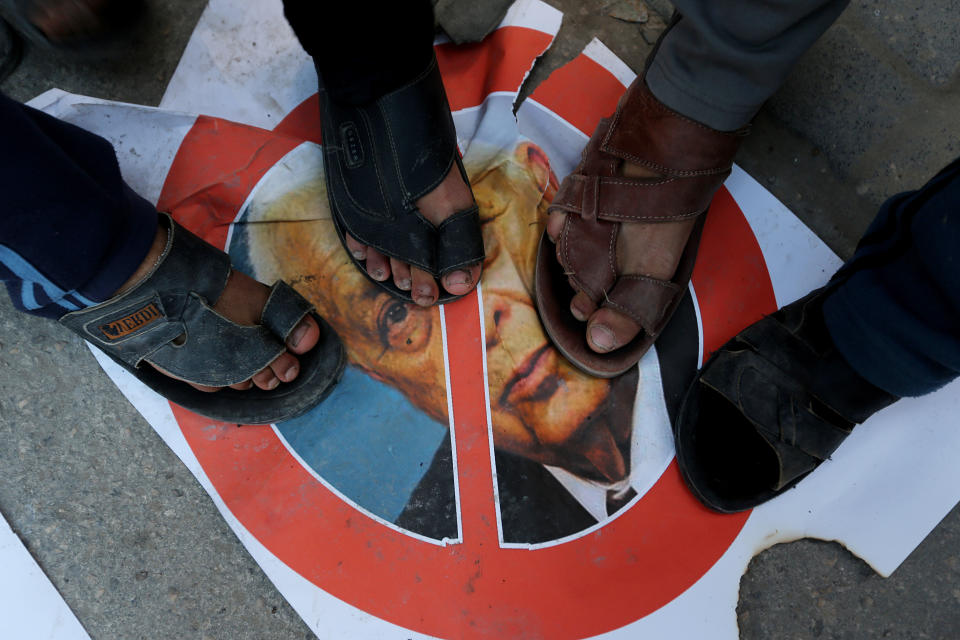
[237,139,636,485]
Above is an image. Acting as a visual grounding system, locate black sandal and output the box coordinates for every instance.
[60,213,346,425]
[674,287,897,512]
[318,54,484,303]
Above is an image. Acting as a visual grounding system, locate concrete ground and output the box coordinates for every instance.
[1,0,958,638]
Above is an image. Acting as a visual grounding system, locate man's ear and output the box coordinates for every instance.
[514,141,555,195]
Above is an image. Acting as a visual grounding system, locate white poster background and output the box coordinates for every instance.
[26,0,960,637]
[0,512,90,640]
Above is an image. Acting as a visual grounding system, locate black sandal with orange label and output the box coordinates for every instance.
[59,213,345,425]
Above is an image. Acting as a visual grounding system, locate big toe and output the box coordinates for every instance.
[586,307,642,354]
[441,263,482,297]
[286,315,320,355]
[546,210,566,242]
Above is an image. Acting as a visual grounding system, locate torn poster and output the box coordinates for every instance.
[29,0,960,637]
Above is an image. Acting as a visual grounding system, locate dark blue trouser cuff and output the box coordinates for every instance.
[823,157,960,397]
[0,91,157,320]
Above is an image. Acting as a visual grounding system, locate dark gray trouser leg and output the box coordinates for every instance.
[821,158,960,397]
[646,0,849,131]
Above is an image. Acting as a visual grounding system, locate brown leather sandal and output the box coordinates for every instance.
[535,77,746,378]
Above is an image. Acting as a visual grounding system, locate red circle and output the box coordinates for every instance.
[156,27,775,638]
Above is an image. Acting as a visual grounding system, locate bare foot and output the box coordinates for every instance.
[113,224,320,393]
[546,161,697,354]
[343,167,483,307]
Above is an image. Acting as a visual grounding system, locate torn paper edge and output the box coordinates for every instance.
[0,512,91,640]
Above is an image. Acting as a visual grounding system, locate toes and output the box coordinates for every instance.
[231,350,300,392]
[364,247,390,282]
[344,233,367,261]
[269,351,300,383]
[546,210,566,242]
[390,258,412,291]
[252,366,281,391]
[411,266,439,307]
[151,361,223,393]
[441,262,481,297]
[586,307,641,354]
[570,291,597,322]
[286,315,319,354]
[187,381,222,393]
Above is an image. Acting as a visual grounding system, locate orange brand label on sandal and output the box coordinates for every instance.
[99,303,163,340]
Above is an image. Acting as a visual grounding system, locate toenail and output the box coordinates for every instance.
[371,268,386,280]
[571,303,589,322]
[352,250,366,260]
[415,296,433,307]
[398,278,412,290]
[446,270,471,287]
[265,376,280,390]
[290,323,309,348]
[284,365,298,381]
[589,325,617,352]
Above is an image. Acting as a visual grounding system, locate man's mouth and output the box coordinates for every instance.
[499,344,559,406]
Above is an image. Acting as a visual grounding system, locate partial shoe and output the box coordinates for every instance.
[673,287,897,513]
[0,16,22,81]
[0,0,144,54]
[319,53,484,304]
[535,77,745,377]
[60,213,346,425]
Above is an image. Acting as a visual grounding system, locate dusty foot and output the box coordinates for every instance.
[114,224,320,393]
[546,161,697,354]
[343,167,482,306]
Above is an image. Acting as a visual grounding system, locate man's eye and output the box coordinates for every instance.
[377,300,413,349]
[375,298,431,353]
[385,302,407,327]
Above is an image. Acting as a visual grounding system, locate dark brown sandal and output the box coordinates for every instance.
[535,77,746,378]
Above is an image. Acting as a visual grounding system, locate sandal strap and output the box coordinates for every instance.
[698,288,898,491]
[145,297,285,387]
[602,275,684,335]
[602,77,747,176]
[737,290,898,423]
[260,280,313,342]
[61,289,191,367]
[59,213,229,359]
[700,348,854,491]
[60,214,289,388]
[377,55,459,201]
[550,172,725,223]
[553,204,697,317]
[149,212,232,302]
[436,204,484,275]
[556,213,617,302]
